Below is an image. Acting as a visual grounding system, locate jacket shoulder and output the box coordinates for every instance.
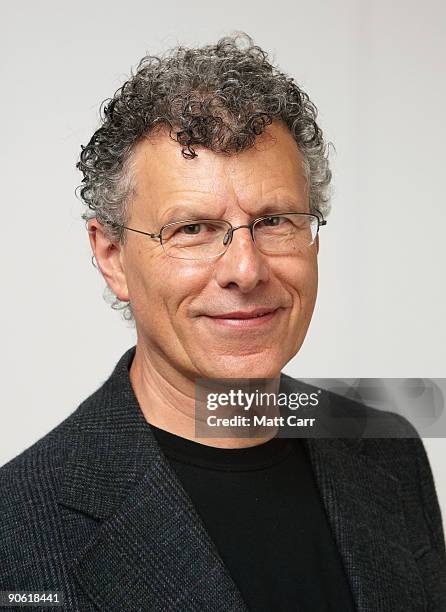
[280,372,420,438]
[0,381,109,585]
[0,380,108,479]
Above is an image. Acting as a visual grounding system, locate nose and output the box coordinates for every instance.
[214,225,269,293]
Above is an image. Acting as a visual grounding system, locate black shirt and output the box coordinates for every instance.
[150,425,356,612]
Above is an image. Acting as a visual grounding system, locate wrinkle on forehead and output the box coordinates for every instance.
[127,121,308,224]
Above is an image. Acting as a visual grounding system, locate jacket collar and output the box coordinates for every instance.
[57,346,425,612]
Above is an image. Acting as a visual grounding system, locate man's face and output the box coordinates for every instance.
[117,121,319,379]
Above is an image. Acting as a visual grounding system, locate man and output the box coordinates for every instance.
[1,33,445,612]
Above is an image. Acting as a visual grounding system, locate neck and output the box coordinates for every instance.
[129,342,282,449]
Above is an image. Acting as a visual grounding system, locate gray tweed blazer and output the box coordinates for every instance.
[1,346,445,611]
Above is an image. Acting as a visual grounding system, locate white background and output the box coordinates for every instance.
[1,1,445,528]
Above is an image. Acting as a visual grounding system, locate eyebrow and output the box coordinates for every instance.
[160,206,216,225]
[254,202,306,216]
[159,201,306,225]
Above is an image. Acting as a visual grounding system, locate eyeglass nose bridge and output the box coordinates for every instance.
[222,223,255,248]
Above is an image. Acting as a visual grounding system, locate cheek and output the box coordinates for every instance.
[127,252,208,323]
[283,256,318,352]
[279,254,318,304]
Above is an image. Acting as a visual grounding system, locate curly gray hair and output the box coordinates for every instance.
[77,32,333,323]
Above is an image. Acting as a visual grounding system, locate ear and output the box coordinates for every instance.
[315,233,320,254]
[87,219,129,302]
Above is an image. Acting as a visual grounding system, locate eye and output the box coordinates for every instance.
[262,216,282,226]
[258,216,290,228]
[180,223,202,235]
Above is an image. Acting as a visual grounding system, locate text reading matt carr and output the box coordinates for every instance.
[204,389,320,428]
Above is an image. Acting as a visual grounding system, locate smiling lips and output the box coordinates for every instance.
[202,307,280,328]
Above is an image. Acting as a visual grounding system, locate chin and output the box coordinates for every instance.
[197,352,285,380]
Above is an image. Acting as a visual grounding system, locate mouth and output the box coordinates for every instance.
[201,308,280,328]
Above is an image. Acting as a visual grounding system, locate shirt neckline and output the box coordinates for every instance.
[149,422,295,471]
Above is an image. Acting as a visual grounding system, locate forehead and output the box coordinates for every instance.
[128,121,308,220]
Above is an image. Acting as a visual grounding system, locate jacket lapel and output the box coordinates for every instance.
[304,438,427,612]
[57,348,249,611]
[57,346,426,612]
[61,446,249,611]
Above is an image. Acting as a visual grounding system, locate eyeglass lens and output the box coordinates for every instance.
[160,215,319,260]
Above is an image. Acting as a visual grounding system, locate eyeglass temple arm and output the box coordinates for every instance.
[313,208,327,227]
[109,222,161,241]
